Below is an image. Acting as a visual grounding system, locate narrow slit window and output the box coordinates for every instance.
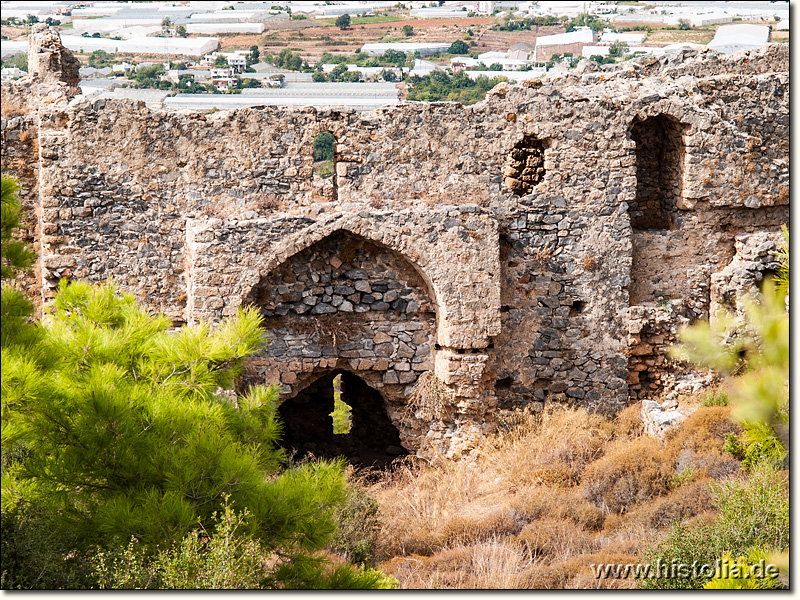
[330,374,352,435]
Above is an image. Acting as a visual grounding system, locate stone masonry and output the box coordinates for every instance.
[1,28,789,457]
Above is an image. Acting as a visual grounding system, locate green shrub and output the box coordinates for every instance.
[701,389,728,407]
[92,497,397,589]
[641,465,788,589]
[328,485,381,566]
[703,550,781,589]
[723,422,785,471]
[1,506,95,589]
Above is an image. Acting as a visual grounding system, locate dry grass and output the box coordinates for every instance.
[371,408,613,557]
[613,401,643,440]
[368,404,742,589]
[580,437,672,514]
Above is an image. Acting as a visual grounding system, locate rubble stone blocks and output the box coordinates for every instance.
[1,27,789,457]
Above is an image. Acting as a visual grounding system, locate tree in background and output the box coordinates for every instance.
[335,14,351,30]
[249,45,260,66]
[448,40,469,54]
[402,25,413,37]
[313,132,335,163]
[379,68,397,82]
[608,40,629,58]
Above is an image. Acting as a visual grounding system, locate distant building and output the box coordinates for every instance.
[79,66,114,79]
[580,45,610,58]
[409,8,471,18]
[534,27,594,62]
[203,52,249,71]
[186,23,266,35]
[212,76,238,91]
[508,42,536,61]
[599,31,647,46]
[1,67,26,81]
[53,35,220,56]
[408,59,444,77]
[707,24,770,54]
[164,82,400,111]
[532,1,587,19]
[283,2,374,17]
[162,69,208,84]
[670,9,732,28]
[71,18,164,35]
[188,11,256,23]
[581,45,661,58]
[111,62,135,74]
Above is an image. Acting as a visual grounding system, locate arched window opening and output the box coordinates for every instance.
[312,131,337,201]
[629,115,687,230]
[278,370,408,468]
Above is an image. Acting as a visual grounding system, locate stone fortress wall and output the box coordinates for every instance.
[1,27,788,458]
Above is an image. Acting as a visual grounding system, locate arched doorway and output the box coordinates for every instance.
[278,370,408,468]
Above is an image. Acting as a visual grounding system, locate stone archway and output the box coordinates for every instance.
[186,209,501,456]
[278,369,408,468]
[244,229,437,454]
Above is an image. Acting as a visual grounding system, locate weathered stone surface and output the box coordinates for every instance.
[1,33,788,458]
[27,25,80,93]
[641,399,695,436]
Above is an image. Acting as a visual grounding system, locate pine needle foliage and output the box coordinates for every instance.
[1,173,37,348]
[1,174,35,280]
[1,280,388,588]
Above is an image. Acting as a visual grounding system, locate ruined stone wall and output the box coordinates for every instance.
[1,29,788,456]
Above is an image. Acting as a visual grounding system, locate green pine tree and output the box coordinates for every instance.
[1,279,393,589]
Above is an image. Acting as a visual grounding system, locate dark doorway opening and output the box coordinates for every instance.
[278,370,408,468]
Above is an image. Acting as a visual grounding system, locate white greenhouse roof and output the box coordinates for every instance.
[707,24,769,54]
[536,28,594,47]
